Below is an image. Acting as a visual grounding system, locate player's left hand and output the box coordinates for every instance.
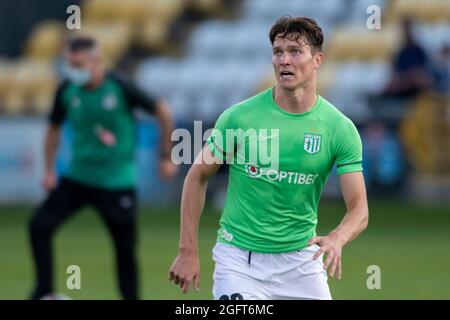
[159,158,178,181]
[308,233,345,279]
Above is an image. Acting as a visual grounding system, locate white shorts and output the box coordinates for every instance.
[212,242,331,300]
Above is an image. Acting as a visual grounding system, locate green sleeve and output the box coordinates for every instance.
[334,118,363,175]
[206,108,236,161]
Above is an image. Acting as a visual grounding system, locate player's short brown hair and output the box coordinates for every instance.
[269,16,324,53]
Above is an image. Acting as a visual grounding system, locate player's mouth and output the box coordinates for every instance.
[280,71,295,80]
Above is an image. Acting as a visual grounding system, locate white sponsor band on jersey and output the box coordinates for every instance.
[265,170,319,184]
[245,164,319,185]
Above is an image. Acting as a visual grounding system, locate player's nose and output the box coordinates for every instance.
[279,53,291,65]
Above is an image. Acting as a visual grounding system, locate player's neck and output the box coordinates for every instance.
[273,83,317,114]
[84,68,105,91]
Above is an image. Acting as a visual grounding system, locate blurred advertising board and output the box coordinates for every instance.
[0,118,171,205]
[0,118,45,203]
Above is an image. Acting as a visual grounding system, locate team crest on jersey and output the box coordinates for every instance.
[304,133,322,154]
[102,93,118,110]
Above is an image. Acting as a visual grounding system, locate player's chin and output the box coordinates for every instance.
[277,79,299,91]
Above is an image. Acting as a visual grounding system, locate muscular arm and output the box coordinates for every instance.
[308,171,369,279]
[330,172,369,244]
[169,145,223,293]
[179,146,222,255]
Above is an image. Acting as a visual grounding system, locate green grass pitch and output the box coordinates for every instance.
[0,199,449,299]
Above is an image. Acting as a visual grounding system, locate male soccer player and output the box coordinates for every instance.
[29,36,177,300]
[169,16,369,300]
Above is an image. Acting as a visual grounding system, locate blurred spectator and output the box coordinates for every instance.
[431,44,450,94]
[362,120,407,194]
[383,18,432,98]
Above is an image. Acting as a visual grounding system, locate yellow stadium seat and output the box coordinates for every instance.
[387,0,450,23]
[12,59,56,97]
[83,0,126,22]
[84,0,183,25]
[400,92,450,175]
[326,25,400,61]
[3,93,27,115]
[136,20,171,52]
[32,92,55,115]
[0,60,16,99]
[24,21,65,61]
[0,58,56,115]
[137,0,184,24]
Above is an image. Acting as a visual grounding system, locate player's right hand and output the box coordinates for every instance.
[42,170,57,191]
[168,253,200,294]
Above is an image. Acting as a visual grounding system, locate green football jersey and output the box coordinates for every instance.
[49,72,157,189]
[207,87,363,253]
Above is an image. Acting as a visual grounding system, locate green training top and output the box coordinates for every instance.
[49,72,157,190]
[207,87,363,253]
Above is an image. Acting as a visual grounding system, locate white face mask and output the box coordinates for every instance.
[62,64,92,86]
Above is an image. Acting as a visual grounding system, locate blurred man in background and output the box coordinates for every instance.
[29,36,177,300]
[431,44,450,94]
[383,18,432,97]
[169,16,368,300]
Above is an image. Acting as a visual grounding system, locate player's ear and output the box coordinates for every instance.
[313,51,324,70]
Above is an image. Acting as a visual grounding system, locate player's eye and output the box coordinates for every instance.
[273,50,282,56]
[292,49,301,54]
